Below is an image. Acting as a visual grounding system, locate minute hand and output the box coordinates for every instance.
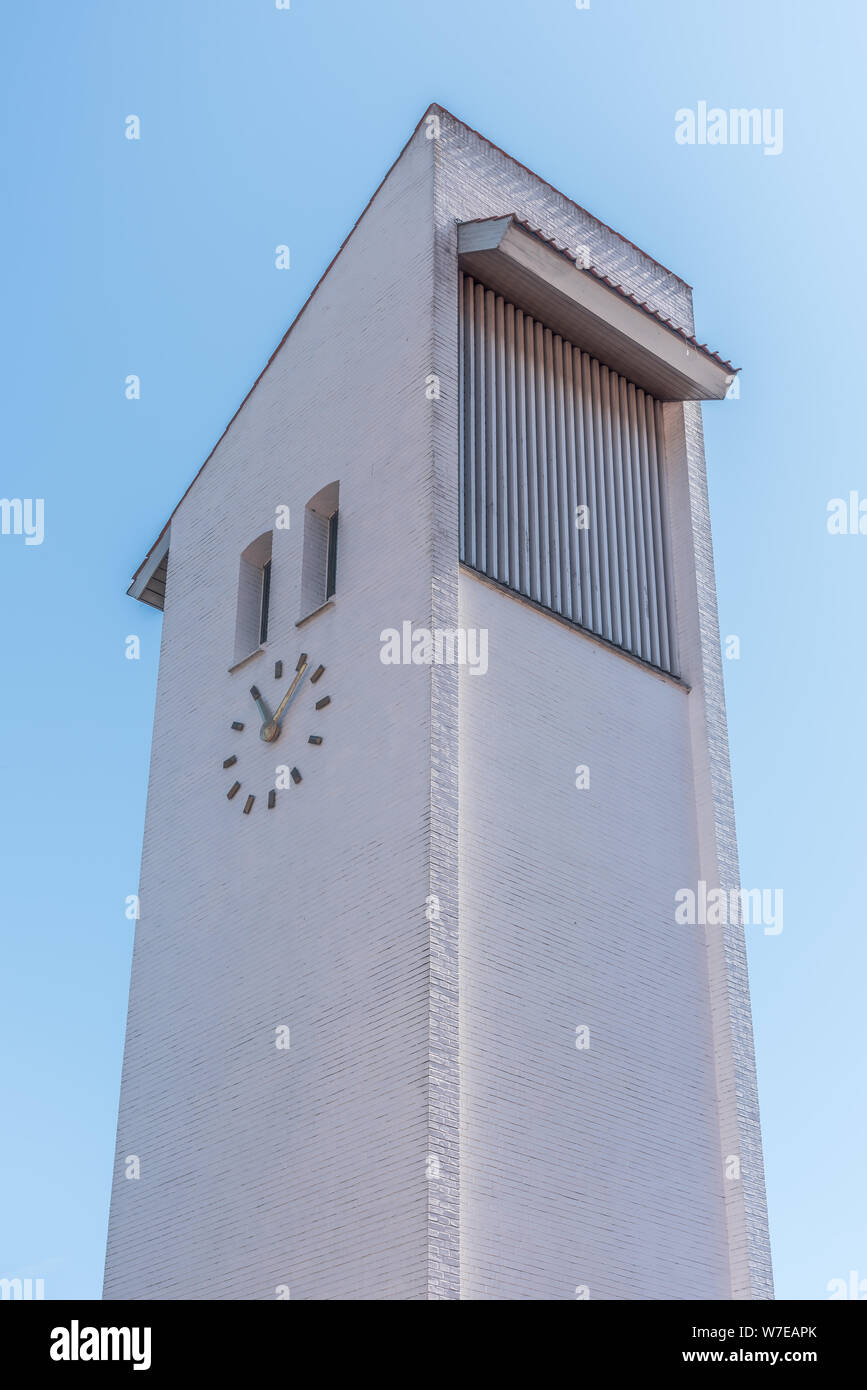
[273,662,309,725]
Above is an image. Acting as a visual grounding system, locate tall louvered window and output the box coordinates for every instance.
[459,272,678,677]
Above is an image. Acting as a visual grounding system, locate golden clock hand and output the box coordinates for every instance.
[273,660,309,725]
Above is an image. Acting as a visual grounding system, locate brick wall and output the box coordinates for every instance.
[105,126,441,1300]
[106,106,772,1300]
[434,107,772,1299]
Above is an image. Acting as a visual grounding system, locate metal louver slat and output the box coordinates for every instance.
[459,272,679,678]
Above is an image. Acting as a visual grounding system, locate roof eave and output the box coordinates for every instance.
[128,526,170,610]
[457,216,736,402]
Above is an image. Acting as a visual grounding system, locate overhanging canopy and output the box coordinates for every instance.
[457,216,736,402]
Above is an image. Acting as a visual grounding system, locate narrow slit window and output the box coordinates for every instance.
[300,482,340,617]
[233,531,273,663]
[259,559,271,644]
[325,512,339,600]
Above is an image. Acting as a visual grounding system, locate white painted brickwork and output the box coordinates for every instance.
[105,107,771,1300]
[458,573,728,1299]
[434,109,771,1300]
[106,131,441,1300]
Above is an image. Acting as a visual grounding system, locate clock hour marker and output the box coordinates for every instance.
[223,755,237,769]
[274,661,283,680]
[310,665,325,684]
[250,685,261,700]
[296,652,308,671]
[227,781,241,800]
[267,790,276,809]
[290,767,302,785]
[231,721,244,732]
[308,735,322,745]
[315,695,330,710]
[243,795,255,814]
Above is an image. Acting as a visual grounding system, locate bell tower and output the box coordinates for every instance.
[105,106,772,1300]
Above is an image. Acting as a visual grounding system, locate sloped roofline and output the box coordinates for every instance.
[129,103,707,594]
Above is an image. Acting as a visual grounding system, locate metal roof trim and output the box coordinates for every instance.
[510,217,737,373]
[457,216,737,402]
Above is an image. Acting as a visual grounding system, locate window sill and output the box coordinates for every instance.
[228,647,265,674]
[296,598,335,629]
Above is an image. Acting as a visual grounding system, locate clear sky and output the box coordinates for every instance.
[1,0,865,1301]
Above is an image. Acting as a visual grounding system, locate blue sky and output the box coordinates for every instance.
[1,0,864,1300]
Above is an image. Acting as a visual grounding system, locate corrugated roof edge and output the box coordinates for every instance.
[129,102,719,590]
[495,216,737,373]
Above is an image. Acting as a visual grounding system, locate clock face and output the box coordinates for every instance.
[223,651,330,813]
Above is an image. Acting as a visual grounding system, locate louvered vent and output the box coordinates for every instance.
[459,272,679,677]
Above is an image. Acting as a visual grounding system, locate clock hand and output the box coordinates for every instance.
[250,685,273,729]
[273,660,309,725]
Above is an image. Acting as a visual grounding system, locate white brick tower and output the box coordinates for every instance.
[105,106,772,1301]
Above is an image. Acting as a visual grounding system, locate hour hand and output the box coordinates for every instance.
[250,684,273,728]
